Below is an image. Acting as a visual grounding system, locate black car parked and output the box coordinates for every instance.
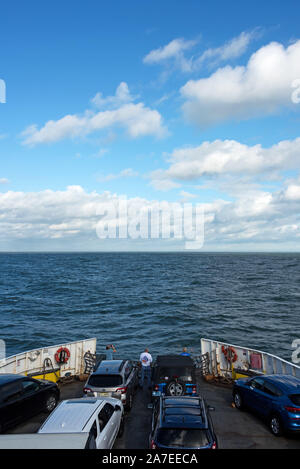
[0,374,60,432]
[151,355,197,400]
[149,395,217,449]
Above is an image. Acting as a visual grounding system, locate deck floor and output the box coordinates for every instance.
[6,377,300,449]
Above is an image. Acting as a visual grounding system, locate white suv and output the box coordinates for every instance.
[38,397,124,449]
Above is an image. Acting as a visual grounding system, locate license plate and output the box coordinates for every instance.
[98,392,109,397]
[152,391,161,396]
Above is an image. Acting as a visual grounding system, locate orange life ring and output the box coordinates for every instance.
[55,347,70,364]
[221,345,238,363]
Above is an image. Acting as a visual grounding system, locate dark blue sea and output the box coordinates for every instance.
[0,252,299,362]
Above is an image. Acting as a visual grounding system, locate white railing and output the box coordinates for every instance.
[0,338,97,378]
[201,338,300,379]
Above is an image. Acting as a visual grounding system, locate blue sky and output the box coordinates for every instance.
[1,0,300,250]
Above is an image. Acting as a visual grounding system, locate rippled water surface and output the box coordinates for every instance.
[0,252,299,361]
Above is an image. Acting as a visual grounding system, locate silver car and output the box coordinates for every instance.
[83,360,138,411]
[38,397,124,449]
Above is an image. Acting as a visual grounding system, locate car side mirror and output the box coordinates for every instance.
[115,405,122,412]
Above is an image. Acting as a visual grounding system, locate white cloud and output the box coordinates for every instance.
[151,138,300,183]
[97,168,139,182]
[284,182,300,201]
[1,184,300,250]
[149,169,181,191]
[181,40,300,126]
[21,83,167,145]
[91,82,136,109]
[179,190,196,199]
[91,148,109,158]
[143,31,257,75]
[0,178,9,184]
[143,38,197,72]
[178,190,196,203]
[196,31,258,66]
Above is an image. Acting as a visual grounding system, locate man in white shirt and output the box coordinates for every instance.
[139,348,152,388]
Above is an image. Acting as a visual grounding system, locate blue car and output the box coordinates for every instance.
[149,396,217,449]
[233,374,300,436]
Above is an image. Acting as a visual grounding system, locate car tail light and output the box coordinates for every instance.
[116,386,127,394]
[211,441,217,450]
[150,440,157,449]
[285,406,300,414]
[154,385,159,391]
[192,385,197,394]
[83,387,92,394]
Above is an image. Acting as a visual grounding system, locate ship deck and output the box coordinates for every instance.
[6,373,300,449]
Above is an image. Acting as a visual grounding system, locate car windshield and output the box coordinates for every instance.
[88,374,122,387]
[157,367,193,382]
[157,428,209,448]
[289,394,300,405]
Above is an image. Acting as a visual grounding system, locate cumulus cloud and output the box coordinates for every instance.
[1,184,300,250]
[181,40,300,126]
[21,83,167,145]
[149,138,300,186]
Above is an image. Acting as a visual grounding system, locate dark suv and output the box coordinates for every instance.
[83,360,138,411]
[149,396,217,449]
[0,374,60,432]
[151,355,197,400]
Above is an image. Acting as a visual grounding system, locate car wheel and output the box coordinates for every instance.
[166,380,185,396]
[125,394,133,412]
[233,391,244,410]
[269,414,283,437]
[117,416,125,438]
[44,393,58,413]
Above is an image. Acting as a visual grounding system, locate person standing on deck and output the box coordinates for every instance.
[181,347,191,357]
[139,348,152,388]
[105,344,116,360]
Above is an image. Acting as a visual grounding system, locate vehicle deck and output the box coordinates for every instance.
[5,373,300,449]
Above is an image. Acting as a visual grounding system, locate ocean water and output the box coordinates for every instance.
[0,252,299,362]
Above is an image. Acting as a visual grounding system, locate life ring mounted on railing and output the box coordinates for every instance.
[221,345,238,363]
[54,347,70,365]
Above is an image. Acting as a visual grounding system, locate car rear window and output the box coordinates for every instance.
[289,394,300,405]
[0,382,22,403]
[157,367,193,382]
[88,374,122,387]
[157,428,209,448]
